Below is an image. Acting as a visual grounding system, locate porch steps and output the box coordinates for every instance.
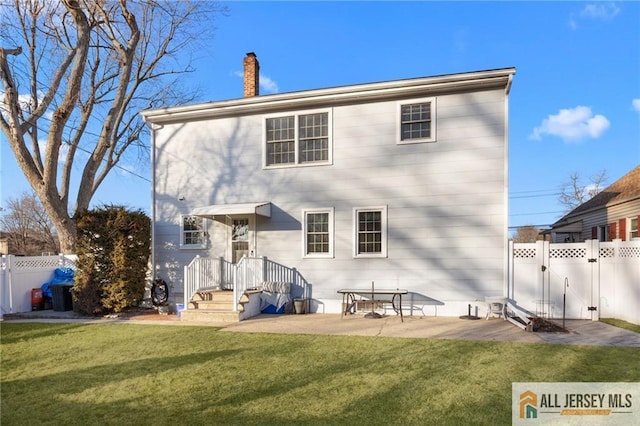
[180,309,240,323]
[189,299,234,310]
[181,289,240,323]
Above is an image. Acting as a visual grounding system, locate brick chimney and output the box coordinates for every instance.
[243,52,259,97]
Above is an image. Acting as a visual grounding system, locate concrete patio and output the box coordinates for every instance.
[3,309,639,347]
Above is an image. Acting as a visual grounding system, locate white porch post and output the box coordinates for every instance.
[183,263,188,308]
[261,256,267,284]
[219,256,225,288]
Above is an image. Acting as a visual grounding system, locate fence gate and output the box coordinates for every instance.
[510,239,640,323]
[546,240,599,320]
[509,240,599,321]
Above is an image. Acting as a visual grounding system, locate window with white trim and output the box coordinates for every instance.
[265,110,331,167]
[302,208,334,258]
[398,98,436,144]
[180,215,206,249]
[353,206,387,258]
[630,217,638,239]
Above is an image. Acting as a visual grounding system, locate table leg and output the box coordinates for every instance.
[392,294,404,322]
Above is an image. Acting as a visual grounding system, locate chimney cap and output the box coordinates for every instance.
[246,52,256,57]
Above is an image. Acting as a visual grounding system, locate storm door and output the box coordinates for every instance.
[231,218,250,263]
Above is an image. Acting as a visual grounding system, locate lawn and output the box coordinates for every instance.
[1,322,638,425]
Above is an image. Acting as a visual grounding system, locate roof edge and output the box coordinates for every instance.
[551,194,640,227]
[141,67,516,124]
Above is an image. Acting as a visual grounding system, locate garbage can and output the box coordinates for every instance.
[51,284,74,312]
[293,298,306,314]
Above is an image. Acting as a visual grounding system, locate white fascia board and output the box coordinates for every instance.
[141,68,516,124]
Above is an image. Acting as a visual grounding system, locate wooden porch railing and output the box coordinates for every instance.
[184,256,309,311]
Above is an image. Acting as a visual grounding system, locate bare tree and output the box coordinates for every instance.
[0,191,59,255]
[511,226,542,243]
[558,169,608,212]
[0,0,226,252]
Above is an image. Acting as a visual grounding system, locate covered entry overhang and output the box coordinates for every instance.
[190,202,271,219]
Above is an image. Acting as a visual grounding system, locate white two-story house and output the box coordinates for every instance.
[142,53,516,319]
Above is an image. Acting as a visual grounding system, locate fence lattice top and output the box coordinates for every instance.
[1,255,77,271]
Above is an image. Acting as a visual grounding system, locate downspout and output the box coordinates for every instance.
[143,119,163,286]
[503,72,514,298]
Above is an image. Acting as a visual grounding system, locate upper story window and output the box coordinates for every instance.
[302,208,334,258]
[265,110,331,167]
[180,215,206,249]
[398,98,436,144]
[353,206,388,258]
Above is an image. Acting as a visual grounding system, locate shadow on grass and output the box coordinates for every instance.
[2,324,639,425]
[0,322,89,345]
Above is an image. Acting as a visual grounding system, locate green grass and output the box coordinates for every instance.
[600,317,640,333]
[1,323,638,425]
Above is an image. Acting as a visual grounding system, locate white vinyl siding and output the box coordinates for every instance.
[152,81,511,310]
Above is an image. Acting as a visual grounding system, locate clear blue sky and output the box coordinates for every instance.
[1,1,639,231]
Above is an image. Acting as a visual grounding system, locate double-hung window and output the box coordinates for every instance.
[180,215,206,249]
[302,208,334,258]
[630,217,639,239]
[265,116,295,165]
[398,98,436,144]
[266,110,331,167]
[353,206,388,258]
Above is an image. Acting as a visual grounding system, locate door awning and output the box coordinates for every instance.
[190,202,271,218]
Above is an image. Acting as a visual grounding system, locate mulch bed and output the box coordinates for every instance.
[105,307,179,321]
[530,317,569,333]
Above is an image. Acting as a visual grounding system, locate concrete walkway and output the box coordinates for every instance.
[3,310,639,347]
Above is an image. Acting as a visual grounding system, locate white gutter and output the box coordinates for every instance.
[141,68,516,124]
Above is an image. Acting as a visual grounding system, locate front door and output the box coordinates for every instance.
[231,218,250,263]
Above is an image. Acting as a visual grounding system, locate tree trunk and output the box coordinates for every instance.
[54,219,77,254]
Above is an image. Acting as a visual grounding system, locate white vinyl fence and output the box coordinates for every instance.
[508,239,640,324]
[3,242,638,325]
[0,254,77,317]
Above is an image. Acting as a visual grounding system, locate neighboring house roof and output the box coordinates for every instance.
[552,165,640,227]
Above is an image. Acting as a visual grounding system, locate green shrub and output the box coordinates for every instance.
[74,206,150,315]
